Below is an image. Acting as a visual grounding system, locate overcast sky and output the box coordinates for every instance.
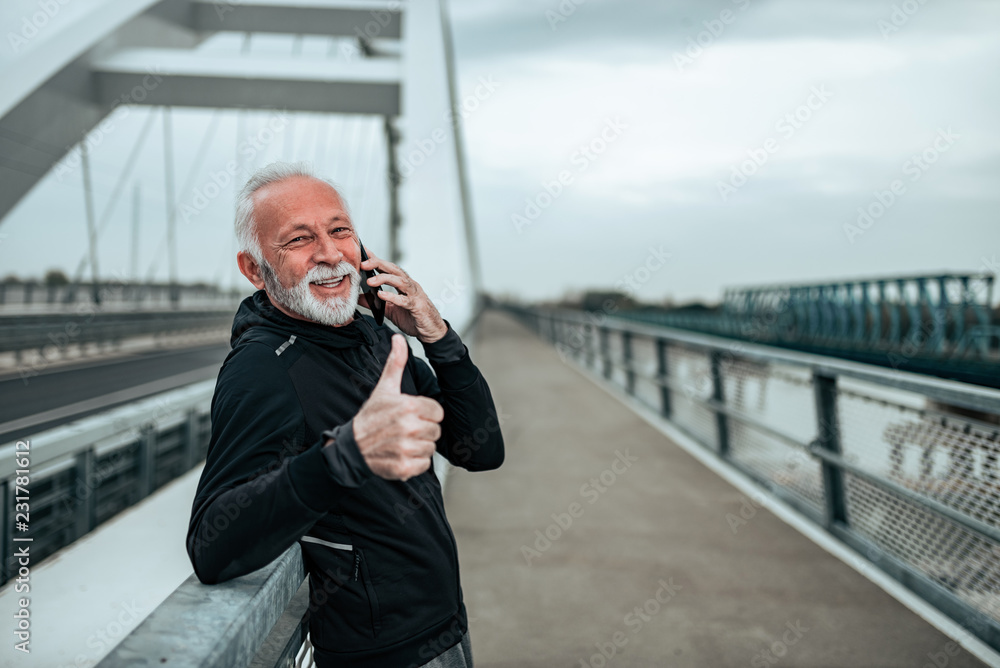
[448,0,1000,305]
[1,0,998,306]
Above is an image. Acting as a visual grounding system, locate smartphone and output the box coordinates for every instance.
[358,239,385,326]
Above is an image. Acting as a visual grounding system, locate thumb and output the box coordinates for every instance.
[372,333,407,395]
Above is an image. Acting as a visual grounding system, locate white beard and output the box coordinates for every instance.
[261,260,361,327]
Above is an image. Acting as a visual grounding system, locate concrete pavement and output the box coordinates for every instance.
[445,309,987,668]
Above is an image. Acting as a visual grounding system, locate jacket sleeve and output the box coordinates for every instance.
[409,320,505,472]
[186,342,374,584]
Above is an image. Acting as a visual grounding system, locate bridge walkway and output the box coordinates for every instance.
[446,309,987,668]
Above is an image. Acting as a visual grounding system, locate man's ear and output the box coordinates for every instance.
[237,251,266,290]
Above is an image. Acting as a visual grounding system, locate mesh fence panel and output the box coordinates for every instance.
[721,359,826,513]
[837,382,1000,537]
[836,380,1000,622]
[553,321,589,368]
[606,330,627,389]
[665,345,717,449]
[631,335,664,412]
[844,472,1000,622]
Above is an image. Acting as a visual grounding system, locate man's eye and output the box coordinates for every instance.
[288,236,306,244]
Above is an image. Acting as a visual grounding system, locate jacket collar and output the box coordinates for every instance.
[230,289,379,349]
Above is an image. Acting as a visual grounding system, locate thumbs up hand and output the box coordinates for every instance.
[352,334,444,481]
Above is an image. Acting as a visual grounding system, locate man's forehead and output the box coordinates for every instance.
[255,176,351,228]
[256,175,344,205]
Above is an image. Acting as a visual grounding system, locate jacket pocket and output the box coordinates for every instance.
[300,534,382,640]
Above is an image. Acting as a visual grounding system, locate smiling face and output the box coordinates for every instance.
[236,175,363,326]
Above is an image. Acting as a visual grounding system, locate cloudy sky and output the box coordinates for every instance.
[448,0,1000,305]
[1,0,998,307]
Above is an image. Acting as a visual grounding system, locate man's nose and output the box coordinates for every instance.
[313,234,345,266]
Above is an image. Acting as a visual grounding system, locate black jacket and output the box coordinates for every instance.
[186,290,504,667]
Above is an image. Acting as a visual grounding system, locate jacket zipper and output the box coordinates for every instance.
[357,317,387,381]
[354,547,381,637]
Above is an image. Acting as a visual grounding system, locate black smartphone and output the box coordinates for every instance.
[358,239,385,326]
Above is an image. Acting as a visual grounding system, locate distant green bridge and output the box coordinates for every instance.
[618,272,999,388]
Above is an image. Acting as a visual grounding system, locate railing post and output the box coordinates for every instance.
[138,425,158,499]
[710,351,730,458]
[74,449,96,540]
[585,323,595,370]
[599,327,611,379]
[813,373,848,528]
[656,338,672,418]
[622,330,635,395]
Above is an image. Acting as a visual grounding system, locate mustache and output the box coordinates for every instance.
[304,262,359,282]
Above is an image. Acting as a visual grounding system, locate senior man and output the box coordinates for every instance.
[186,161,504,668]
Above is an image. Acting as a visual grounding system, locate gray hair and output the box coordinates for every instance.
[234,161,346,264]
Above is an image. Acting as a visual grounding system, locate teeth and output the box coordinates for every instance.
[314,276,344,286]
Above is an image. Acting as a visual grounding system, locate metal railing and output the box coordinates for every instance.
[0,310,234,356]
[0,380,214,584]
[509,305,1000,652]
[0,281,245,312]
[98,544,309,668]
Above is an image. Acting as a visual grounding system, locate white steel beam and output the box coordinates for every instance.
[192,0,403,39]
[91,48,401,115]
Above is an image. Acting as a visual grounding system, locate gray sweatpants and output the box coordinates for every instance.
[417,630,474,668]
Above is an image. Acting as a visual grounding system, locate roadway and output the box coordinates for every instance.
[446,309,991,667]
[0,342,230,443]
